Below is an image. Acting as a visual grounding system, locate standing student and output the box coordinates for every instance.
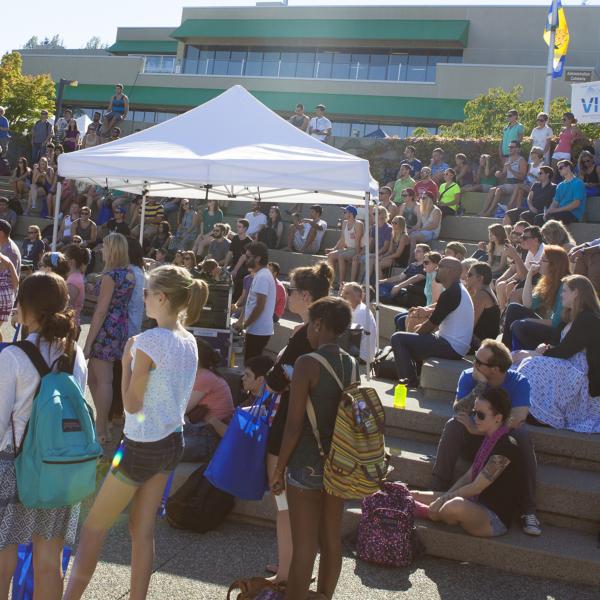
[0,219,20,342]
[271,297,355,600]
[64,266,208,600]
[0,272,86,600]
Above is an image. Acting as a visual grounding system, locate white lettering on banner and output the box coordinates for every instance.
[571,81,600,123]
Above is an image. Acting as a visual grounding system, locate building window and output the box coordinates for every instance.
[181,45,462,82]
[142,55,177,74]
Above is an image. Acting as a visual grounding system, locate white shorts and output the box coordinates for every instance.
[410,230,437,242]
[552,151,571,161]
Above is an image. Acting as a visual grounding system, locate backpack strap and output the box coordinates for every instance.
[13,341,51,378]
[307,352,359,389]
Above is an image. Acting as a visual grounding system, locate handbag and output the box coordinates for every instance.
[205,390,277,500]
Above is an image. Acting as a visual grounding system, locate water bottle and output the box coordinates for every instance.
[394,380,408,409]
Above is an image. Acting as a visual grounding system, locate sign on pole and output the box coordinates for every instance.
[571,81,600,123]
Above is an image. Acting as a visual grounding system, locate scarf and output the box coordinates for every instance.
[471,424,510,487]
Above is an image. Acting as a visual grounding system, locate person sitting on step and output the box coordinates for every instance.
[430,338,541,536]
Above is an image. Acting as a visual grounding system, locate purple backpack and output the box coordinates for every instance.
[356,481,416,568]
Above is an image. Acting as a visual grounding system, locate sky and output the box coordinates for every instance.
[3,0,599,57]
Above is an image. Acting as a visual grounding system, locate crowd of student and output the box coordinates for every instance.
[0,103,599,599]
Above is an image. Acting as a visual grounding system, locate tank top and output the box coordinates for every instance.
[111,95,126,115]
[506,157,524,183]
[554,127,577,154]
[583,167,600,185]
[343,221,359,249]
[402,204,418,229]
[77,220,93,242]
[421,208,441,237]
[288,348,354,471]
[473,290,501,344]
[526,162,543,186]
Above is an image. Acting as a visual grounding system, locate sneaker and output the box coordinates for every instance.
[521,513,542,536]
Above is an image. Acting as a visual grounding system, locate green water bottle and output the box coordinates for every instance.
[394,380,407,409]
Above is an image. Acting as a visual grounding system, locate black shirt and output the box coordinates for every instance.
[529,182,556,213]
[106,219,130,236]
[478,434,523,528]
[229,235,251,267]
[430,281,462,326]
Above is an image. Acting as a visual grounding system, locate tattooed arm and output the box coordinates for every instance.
[453,382,486,414]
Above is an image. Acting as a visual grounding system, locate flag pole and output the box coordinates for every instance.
[543,0,559,114]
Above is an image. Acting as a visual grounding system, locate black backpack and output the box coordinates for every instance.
[371,346,398,380]
[165,463,235,533]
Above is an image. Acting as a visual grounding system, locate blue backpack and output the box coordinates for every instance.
[11,342,102,509]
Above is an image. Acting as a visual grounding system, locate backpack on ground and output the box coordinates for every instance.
[306,352,388,500]
[371,345,398,380]
[165,463,235,533]
[12,341,102,509]
[356,481,419,568]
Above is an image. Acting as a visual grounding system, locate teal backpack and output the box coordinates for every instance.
[11,342,102,509]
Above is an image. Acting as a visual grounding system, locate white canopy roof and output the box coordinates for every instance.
[57,85,377,204]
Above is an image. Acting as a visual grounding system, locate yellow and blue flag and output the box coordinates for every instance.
[543,0,570,79]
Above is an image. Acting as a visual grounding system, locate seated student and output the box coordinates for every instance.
[390,163,415,204]
[414,166,439,202]
[516,275,600,434]
[486,224,509,280]
[577,150,600,198]
[268,261,287,322]
[341,281,377,364]
[242,354,275,404]
[496,225,544,310]
[430,147,449,184]
[379,243,429,306]
[325,205,364,289]
[400,145,423,178]
[0,196,17,229]
[430,339,540,536]
[437,168,462,216]
[541,219,575,254]
[286,205,328,254]
[504,146,545,216]
[21,224,45,269]
[412,388,524,538]
[204,223,231,266]
[226,218,252,302]
[378,185,399,220]
[503,165,556,226]
[378,215,410,278]
[535,160,586,226]
[466,262,500,351]
[182,338,235,463]
[398,188,422,233]
[391,257,474,387]
[408,193,442,258]
[353,206,392,281]
[444,241,467,262]
[570,238,600,295]
[395,252,443,332]
[103,205,131,237]
[462,154,496,193]
[454,153,474,188]
[502,245,570,350]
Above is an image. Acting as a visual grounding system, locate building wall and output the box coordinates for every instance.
[113,27,177,43]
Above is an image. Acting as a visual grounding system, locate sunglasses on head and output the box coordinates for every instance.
[471,409,489,421]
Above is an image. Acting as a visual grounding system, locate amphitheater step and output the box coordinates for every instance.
[386,437,600,534]
[440,216,502,243]
[169,461,600,587]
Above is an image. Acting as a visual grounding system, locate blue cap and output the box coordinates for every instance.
[343,205,358,217]
[115,205,127,214]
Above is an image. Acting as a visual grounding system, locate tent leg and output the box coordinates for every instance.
[364,192,371,381]
[51,181,62,251]
[374,194,380,359]
[139,188,148,246]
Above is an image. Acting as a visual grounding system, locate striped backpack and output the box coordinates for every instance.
[306,352,388,500]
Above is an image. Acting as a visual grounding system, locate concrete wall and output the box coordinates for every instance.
[114,27,177,42]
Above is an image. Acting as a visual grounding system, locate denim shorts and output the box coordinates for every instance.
[470,500,508,537]
[286,462,324,491]
[111,431,184,486]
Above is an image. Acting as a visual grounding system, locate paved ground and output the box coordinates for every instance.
[2,319,599,599]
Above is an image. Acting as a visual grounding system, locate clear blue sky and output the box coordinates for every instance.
[2,0,598,57]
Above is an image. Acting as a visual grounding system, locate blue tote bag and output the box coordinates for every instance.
[205,390,276,501]
[12,544,71,600]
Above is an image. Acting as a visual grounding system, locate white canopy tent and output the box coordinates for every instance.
[56,85,382,372]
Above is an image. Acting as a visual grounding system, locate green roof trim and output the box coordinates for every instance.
[170,19,470,47]
[108,40,178,55]
[62,84,466,122]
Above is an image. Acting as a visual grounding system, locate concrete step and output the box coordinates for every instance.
[431,239,480,257]
[375,379,600,474]
[440,216,501,243]
[13,214,54,239]
[267,248,325,276]
[387,437,600,534]
[569,222,600,244]
[169,461,600,587]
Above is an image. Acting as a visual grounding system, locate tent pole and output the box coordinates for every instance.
[51,181,62,251]
[374,193,380,358]
[139,186,148,246]
[364,192,371,381]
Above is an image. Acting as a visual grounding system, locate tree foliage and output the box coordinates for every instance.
[21,35,64,49]
[439,85,600,140]
[0,52,55,136]
[84,36,108,50]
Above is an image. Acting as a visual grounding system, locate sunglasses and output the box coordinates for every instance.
[401,193,411,197]
[27,230,36,234]
[287,286,298,296]
[521,235,533,240]
[474,357,494,368]
[471,409,489,421]
[558,165,569,171]
[422,260,432,265]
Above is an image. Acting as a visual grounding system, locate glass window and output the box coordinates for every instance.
[245,51,263,76]
[262,51,280,76]
[368,54,388,81]
[156,112,176,123]
[387,54,407,81]
[228,51,245,76]
[296,52,315,78]
[185,46,199,61]
[144,56,161,73]
[351,54,369,80]
[279,52,297,77]
[364,123,380,136]
[350,123,365,137]
[332,122,351,137]
[407,55,427,82]
[143,111,155,123]
[316,52,334,79]
[447,55,463,63]
[162,56,176,73]
[197,50,214,75]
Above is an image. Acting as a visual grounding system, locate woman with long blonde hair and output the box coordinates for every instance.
[487,223,508,278]
[65,266,208,600]
[517,275,600,432]
[83,233,136,443]
[408,192,442,260]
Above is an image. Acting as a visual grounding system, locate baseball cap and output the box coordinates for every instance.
[115,205,127,214]
[506,109,518,117]
[343,205,358,217]
[316,104,326,110]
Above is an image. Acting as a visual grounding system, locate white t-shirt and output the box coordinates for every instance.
[0,335,87,451]
[299,219,328,247]
[245,267,276,336]
[309,116,332,141]
[525,242,545,270]
[352,303,377,363]
[244,211,267,237]
[530,125,553,160]
[430,282,474,356]
[124,327,198,442]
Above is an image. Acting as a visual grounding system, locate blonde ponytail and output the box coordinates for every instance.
[184,278,209,326]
